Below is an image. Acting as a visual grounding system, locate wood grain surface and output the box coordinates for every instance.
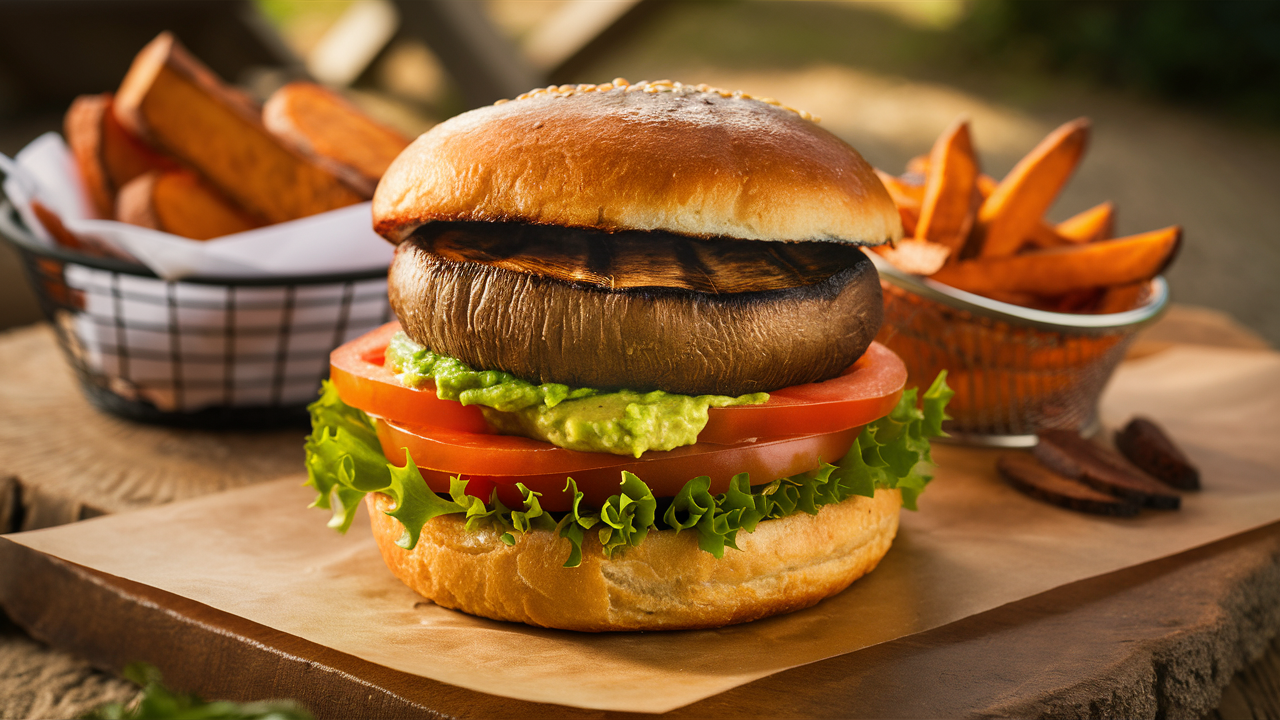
[0,323,303,532]
[0,308,1277,718]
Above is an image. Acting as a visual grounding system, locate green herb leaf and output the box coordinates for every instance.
[303,381,387,533]
[663,475,713,532]
[83,663,313,720]
[383,456,465,549]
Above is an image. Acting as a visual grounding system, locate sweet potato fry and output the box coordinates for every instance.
[1093,281,1150,314]
[976,173,997,198]
[916,118,980,258]
[926,164,1018,201]
[977,170,1067,252]
[103,100,178,188]
[910,157,995,200]
[114,33,363,224]
[1048,287,1107,313]
[982,287,1112,314]
[264,82,410,198]
[30,201,134,259]
[974,172,1090,252]
[931,226,1181,296]
[977,288,1042,307]
[976,118,1090,257]
[900,209,918,238]
[874,169,924,208]
[874,169,923,236]
[874,239,950,276]
[63,95,114,218]
[982,289,1078,311]
[31,200,89,250]
[1056,201,1115,243]
[64,93,176,218]
[1024,219,1074,250]
[116,170,262,240]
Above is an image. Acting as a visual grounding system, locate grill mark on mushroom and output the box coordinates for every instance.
[672,236,718,294]
[412,221,864,295]
[763,243,812,286]
[586,237,615,289]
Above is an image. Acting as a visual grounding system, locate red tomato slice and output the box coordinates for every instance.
[700,342,904,444]
[329,322,490,433]
[377,418,863,512]
[330,322,906,444]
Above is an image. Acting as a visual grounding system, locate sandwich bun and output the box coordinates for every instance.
[373,80,901,246]
[368,489,901,632]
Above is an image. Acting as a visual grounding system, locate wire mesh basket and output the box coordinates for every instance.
[871,254,1168,447]
[1,203,392,428]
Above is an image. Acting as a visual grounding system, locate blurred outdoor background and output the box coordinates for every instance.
[1,0,1279,344]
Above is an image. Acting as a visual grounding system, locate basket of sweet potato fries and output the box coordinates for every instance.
[871,117,1177,446]
[0,33,411,427]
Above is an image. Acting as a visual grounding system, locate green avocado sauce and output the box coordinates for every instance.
[383,332,767,457]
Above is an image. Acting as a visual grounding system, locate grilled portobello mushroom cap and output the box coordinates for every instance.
[390,223,883,395]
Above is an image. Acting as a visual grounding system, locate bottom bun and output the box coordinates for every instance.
[367,489,901,632]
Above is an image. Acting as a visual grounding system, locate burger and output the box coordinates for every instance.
[305,79,951,632]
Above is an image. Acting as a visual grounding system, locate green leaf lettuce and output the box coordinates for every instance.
[305,372,951,568]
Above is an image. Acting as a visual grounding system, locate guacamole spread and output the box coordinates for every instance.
[384,332,767,456]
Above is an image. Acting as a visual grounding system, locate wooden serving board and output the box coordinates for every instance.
[2,309,1279,717]
[2,521,1279,718]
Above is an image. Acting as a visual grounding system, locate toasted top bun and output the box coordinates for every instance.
[367,488,901,632]
[373,79,902,246]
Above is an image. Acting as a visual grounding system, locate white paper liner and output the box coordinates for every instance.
[8,345,1280,712]
[1,133,394,280]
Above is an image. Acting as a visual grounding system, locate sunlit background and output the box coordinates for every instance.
[1,0,1278,343]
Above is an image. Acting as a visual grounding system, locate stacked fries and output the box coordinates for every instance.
[874,117,1181,314]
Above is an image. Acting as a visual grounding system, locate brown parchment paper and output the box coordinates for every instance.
[8,345,1280,713]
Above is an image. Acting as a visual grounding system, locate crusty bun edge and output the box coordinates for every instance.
[373,80,902,247]
[368,488,901,632]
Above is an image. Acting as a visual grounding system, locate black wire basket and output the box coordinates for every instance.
[1,202,392,429]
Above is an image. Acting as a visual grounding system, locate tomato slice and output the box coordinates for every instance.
[377,418,863,512]
[330,322,906,444]
[700,342,904,444]
[329,323,490,433]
